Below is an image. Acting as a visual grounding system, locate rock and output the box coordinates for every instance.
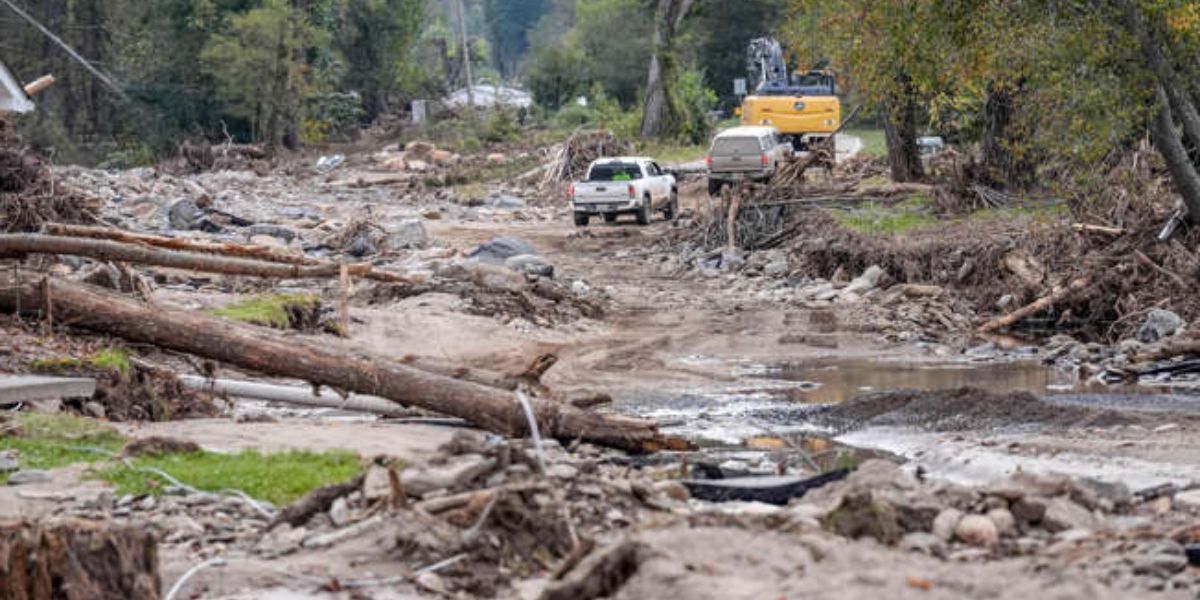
[249,234,286,248]
[571,280,591,295]
[247,224,296,242]
[955,514,999,547]
[486,153,508,165]
[400,454,497,497]
[465,262,528,293]
[1011,496,1048,524]
[0,451,18,473]
[82,401,107,419]
[932,508,963,541]
[988,471,1071,501]
[900,532,946,557]
[387,219,429,251]
[844,265,885,294]
[822,490,901,545]
[1172,489,1200,511]
[987,508,1017,537]
[382,156,407,171]
[505,254,555,278]
[652,480,690,503]
[1042,497,1098,533]
[167,198,204,230]
[487,194,526,210]
[468,236,537,265]
[1131,549,1188,578]
[362,465,393,502]
[137,495,156,511]
[720,250,746,271]
[546,464,578,479]
[763,259,789,277]
[329,497,350,528]
[406,159,430,172]
[7,470,51,485]
[1137,309,1185,343]
[405,140,436,158]
[1154,423,1180,434]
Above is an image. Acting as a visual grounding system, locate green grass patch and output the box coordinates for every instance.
[90,348,132,375]
[832,195,938,236]
[213,294,320,329]
[95,449,362,506]
[0,414,124,484]
[637,141,708,165]
[843,128,887,159]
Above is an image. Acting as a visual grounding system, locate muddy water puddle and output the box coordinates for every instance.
[627,357,1196,444]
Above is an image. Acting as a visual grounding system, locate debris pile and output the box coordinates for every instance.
[0,138,98,232]
[539,130,633,189]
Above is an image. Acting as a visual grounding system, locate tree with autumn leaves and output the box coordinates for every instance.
[788,0,1200,221]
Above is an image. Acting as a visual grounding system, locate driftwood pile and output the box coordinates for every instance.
[539,130,633,189]
[157,140,270,176]
[0,145,98,233]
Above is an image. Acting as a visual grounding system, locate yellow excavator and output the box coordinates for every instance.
[738,38,841,149]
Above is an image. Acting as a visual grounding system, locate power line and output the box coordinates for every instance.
[0,0,126,99]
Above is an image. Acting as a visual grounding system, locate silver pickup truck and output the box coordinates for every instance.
[570,157,678,226]
[706,126,793,196]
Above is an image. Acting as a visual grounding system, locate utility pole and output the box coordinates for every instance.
[456,0,475,112]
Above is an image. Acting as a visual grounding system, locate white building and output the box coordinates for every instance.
[443,85,533,110]
[0,60,34,113]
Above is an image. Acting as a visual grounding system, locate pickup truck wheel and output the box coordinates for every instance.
[603,213,618,223]
[636,195,652,225]
[663,190,678,220]
[573,213,590,227]
[707,179,724,197]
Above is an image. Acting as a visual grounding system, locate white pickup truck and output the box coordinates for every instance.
[570,157,678,226]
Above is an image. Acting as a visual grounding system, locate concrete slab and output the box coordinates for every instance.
[0,376,96,405]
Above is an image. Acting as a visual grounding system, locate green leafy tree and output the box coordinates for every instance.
[483,0,550,78]
[571,0,654,106]
[522,43,586,109]
[334,0,427,121]
[200,0,330,147]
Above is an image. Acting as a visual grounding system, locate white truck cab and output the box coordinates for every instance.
[570,157,678,226]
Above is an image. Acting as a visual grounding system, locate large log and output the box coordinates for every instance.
[0,275,682,453]
[0,233,368,279]
[39,225,418,284]
[0,519,159,600]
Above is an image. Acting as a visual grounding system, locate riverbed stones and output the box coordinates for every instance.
[987,508,1017,537]
[955,515,999,547]
[1012,496,1049,524]
[387,219,430,250]
[7,469,51,485]
[1171,489,1200,512]
[469,236,537,265]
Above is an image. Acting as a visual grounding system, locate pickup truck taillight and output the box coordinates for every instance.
[568,184,575,198]
[705,155,713,169]
[761,154,769,167]
[627,184,636,199]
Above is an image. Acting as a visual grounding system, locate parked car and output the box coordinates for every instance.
[570,157,678,226]
[706,126,793,196]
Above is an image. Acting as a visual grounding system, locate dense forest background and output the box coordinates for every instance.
[3,0,1200,215]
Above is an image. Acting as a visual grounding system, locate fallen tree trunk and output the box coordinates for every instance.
[0,275,682,453]
[0,233,373,279]
[1132,340,1200,363]
[0,519,159,600]
[978,277,1090,333]
[44,223,318,265]
[39,225,418,284]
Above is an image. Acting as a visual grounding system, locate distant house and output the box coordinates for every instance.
[443,85,533,111]
[0,60,34,113]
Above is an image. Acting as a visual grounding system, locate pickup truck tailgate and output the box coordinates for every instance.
[573,182,633,203]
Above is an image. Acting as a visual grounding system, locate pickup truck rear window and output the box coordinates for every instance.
[712,138,763,155]
[588,163,643,181]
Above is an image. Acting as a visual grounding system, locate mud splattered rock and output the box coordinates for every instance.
[955,514,999,547]
[987,508,1017,537]
[1171,489,1200,512]
[505,254,554,278]
[1012,496,1049,524]
[167,198,204,229]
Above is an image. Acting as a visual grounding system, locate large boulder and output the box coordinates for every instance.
[468,236,537,266]
[167,198,204,230]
